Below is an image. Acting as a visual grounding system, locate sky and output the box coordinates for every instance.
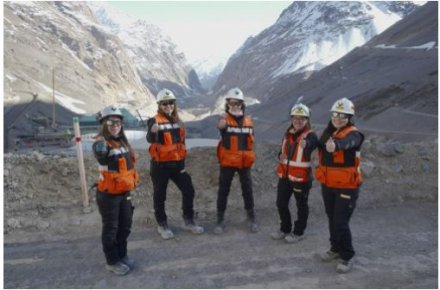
[106,1,291,64]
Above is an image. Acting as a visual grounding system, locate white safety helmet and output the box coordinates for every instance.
[331,98,355,115]
[156,89,176,104]
[97,105,124,122]
[225,87,244,101]
[290,103,310,117]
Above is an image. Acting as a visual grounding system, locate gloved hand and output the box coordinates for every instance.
[148,118,159,133]
[95,141,108,153]
[150,123,159,133]
[93,140,109,160]
[217,118,227,129]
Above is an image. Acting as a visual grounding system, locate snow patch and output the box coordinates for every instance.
[61,43,92,71]
[375,44,397,49]
[6,74,17,82]
[408,41,437,50]
[375,42,437,50]
[38,82,86,114]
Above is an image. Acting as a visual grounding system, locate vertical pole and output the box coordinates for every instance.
[73,117,89,208]
[52,67,56,129]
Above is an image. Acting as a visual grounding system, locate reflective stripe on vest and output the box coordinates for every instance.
[158,123,180,131]
[109,146,128,157]
[225,127,254,134]
[280,159,311,168]
[217,114,256,168]
[97,140,138,194]
[149,114,187,162]
[315,126,362,189]
[276,129,312,183]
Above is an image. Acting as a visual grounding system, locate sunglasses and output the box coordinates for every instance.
[106,119,122,126]
[228,101,242,107]
[292,116,308,121]
[160,101,175,106]
[331,112,349,119]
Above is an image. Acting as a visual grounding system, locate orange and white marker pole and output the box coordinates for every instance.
[73,117,89,208]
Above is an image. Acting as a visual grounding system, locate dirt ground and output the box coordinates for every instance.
[3,136,438,288]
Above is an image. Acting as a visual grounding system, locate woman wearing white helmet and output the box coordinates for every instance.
[215,87,258,234]
[271,103,318,244]
[93,105,139,275]
[316,97,364,274]
[147,89,204,240]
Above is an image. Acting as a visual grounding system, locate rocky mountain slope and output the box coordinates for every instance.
[4,1,156,116]
[188,2,437,142]
[211,1,421,105]
[89,3,204,103]
[4,1,206,152]
[249,1,438,141]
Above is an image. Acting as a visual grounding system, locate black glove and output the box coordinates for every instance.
[93,140,109,161]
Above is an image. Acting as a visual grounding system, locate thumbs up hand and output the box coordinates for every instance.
[217,118,227,129]
[150,123,159,133]
[326,138,336,153]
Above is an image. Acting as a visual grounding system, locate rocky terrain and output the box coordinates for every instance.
[4,136,438,288]
[4,1,156,114]
[211,1,420,103]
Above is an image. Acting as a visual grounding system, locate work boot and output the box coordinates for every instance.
[271,230,287,240]
[121,256,135,269]
[336,258,354,273]
[157,223,174,240]
[105,261,130,276]
[247,210,259,233]
[285,233,304,244]
[320,250,340,262]
[183,219,204,234]
[214,212,225,235]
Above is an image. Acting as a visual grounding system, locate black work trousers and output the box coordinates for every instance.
[150,163,195,225]
[217,166,254,214]
[321,185,359,261]
[96,190,133,265]
[276,178,311,236]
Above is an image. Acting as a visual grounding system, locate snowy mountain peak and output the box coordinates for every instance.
[213,1,423,102]
[88,2,203,99]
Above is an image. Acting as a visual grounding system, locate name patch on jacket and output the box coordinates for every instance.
[226,127,253,134]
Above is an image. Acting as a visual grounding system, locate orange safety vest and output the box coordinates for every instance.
[217,114,256,168]
[148,114,187,162]
[315,126,362,189]
[276,129,312,183]
[97,140,139,194]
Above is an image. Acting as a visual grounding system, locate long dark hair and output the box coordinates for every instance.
[284,117,312,138]
[224,101,246,114]
[319,117,354,143]
[96,116,134,156]
[158,102,184,128]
